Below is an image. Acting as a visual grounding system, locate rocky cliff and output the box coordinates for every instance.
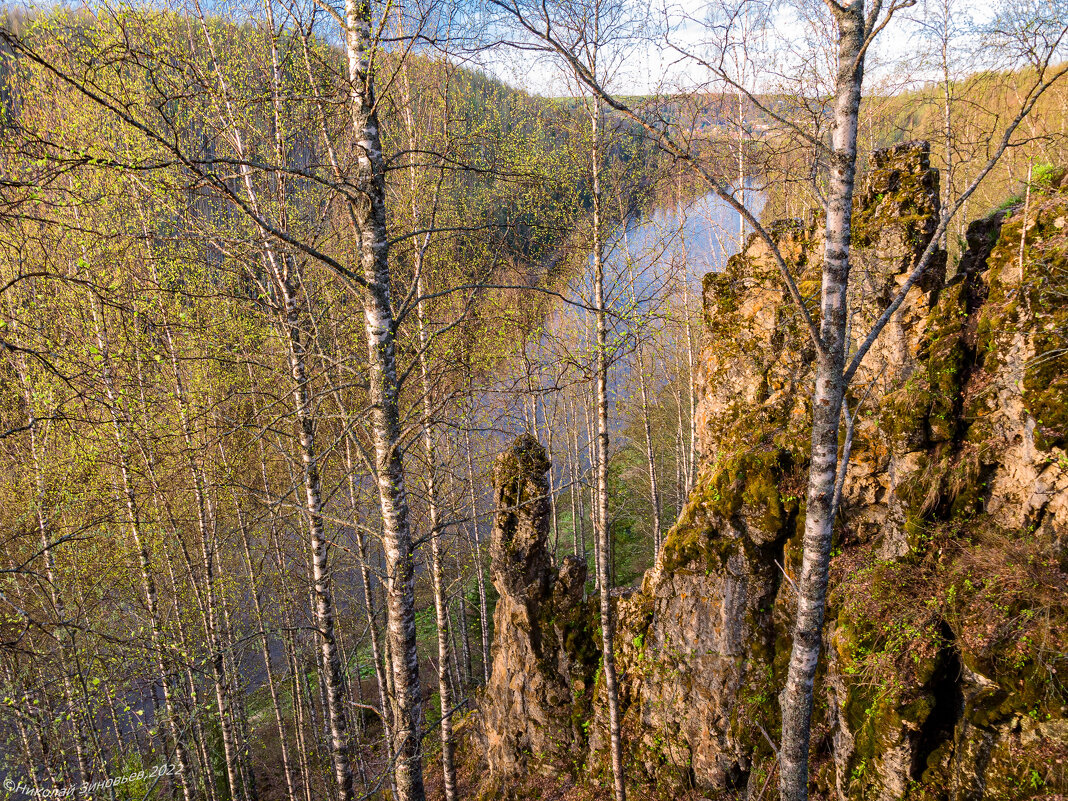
[474,434,599,795]
[475,143,1068,800]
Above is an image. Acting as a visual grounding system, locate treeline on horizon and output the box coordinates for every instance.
[609,62,1068,246]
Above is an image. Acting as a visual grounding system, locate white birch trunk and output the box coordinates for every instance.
[342,438,398,788]
[590,99,627,801]
[779,6,866,799]
[415,242,458,801]
[159,307,247,801]
[234,495,298,801]
[341,3,425,795]
[463,427,491,685]
[16,366,93,799]
[636,350,663,556]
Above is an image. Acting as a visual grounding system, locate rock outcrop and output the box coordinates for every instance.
[480,434,599,789]
[475,145,1068,800]
[602,143,1068,800]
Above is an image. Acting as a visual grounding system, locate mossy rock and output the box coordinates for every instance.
[880,279,972,452]
[852,140,940,259]
[975,184,1068,447]
[660,449,799,572]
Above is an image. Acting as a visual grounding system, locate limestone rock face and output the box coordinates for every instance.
[694,218,820,466]
[481,434,598,787]
[593,503,788,790]
[475,146,1068,801]
[604,144,1068,799]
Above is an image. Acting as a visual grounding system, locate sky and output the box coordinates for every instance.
[469,0,1013,98]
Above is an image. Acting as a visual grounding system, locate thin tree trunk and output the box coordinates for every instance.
[282,610,315,801]
[403,63,458,799]
[252,374,335,801]
[636,350,663,556]
[738,93,746,251]
[292,645,316,801]
[30,660,76,791]
[940,3,953,252]
[257,439,317,801]
[681,277,697,494]
[306,639,329,753]
[188,9,356,793]
[218,585,258,801]
[67,600,116,801]
[16,367,92,798]
[233,487,299,801]
[569,406,587,563]
[425,463,459,801]
[104,686,129,771]
[590,97,627,801]
[277,259,355,801]
[341,4,424,795]
[445,599,464,698]
[779,7,865,800]
[442,437,474,692]
[674,396,685,510]
[582,395,600,589]
[342,438,398,783]
[564,400,582,560]
[6,663,48,796]
[161,321,247,801]
[348,626,368,735]
[85,294,195,801]
[161,540,219,801]
[463,427,491,686]
[454,552,473,690]
[169,493,246,801]
[547,414,561,558]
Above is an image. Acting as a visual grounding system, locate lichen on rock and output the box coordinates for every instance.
[619,142,1068,800]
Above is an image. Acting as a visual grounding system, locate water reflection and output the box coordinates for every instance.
[616,182,767,297]
[555,182,768,335]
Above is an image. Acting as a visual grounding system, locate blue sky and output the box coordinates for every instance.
[472,0,1018,98]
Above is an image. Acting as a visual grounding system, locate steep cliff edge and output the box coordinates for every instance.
[602,142,1068,800]
[474,143,1068,800]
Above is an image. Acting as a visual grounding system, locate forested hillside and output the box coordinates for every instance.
[0,2,1065,801]
[758,66,1068,260]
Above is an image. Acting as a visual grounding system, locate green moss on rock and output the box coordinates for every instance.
[880,279,971,452]
[975,184,1068,447]
[660,449,798,572]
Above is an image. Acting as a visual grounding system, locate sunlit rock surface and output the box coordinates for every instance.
[473,147,1068,800]
[479,434,599,794]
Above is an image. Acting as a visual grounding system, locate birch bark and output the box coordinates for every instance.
[341,2,425,795]
[590,98,627,801]
[463,427,492,685]
[636,349,663,556]
[778,6,866,799]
